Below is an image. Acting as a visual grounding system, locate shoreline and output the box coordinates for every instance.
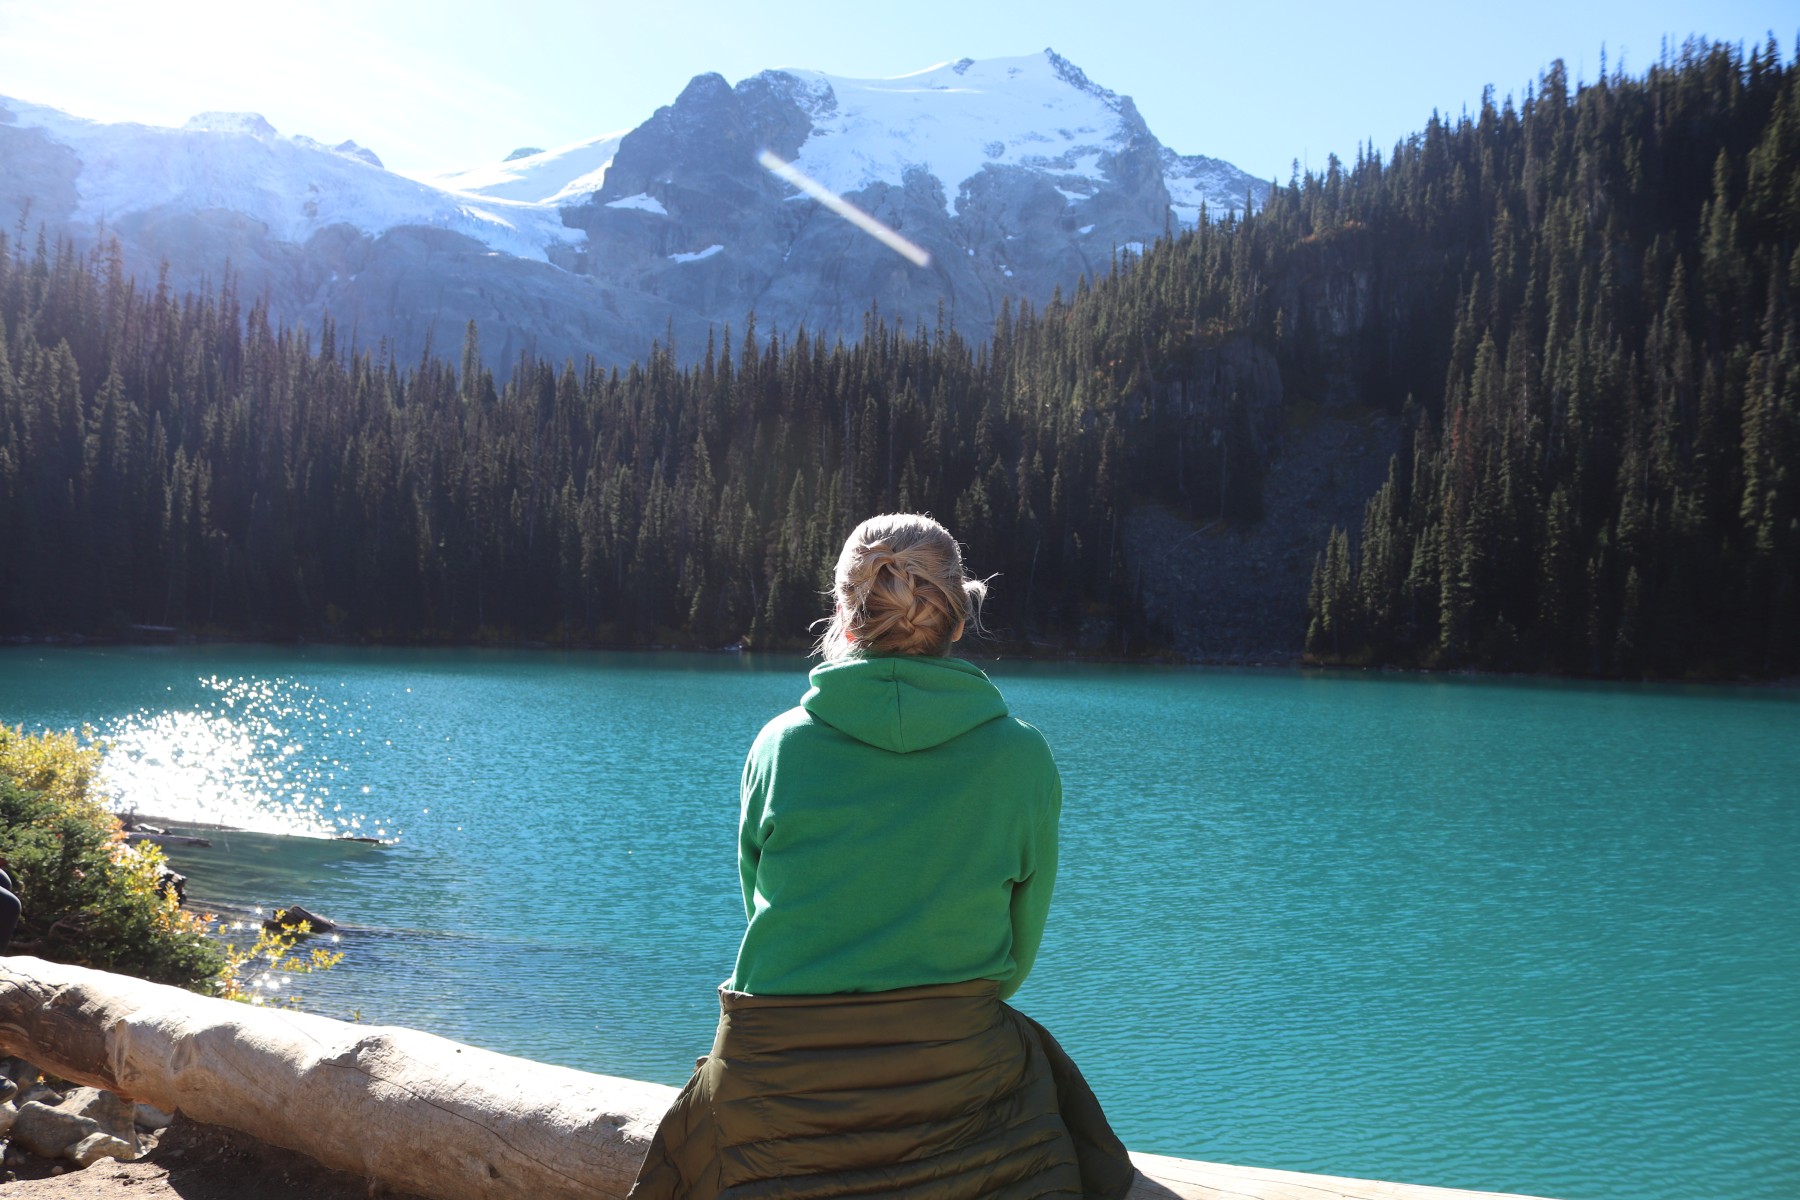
[1,627,1233,667]
[3,631,1796,690]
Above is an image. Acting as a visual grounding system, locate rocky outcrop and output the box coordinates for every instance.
[1126,409,1401,661]
[1266,226,1461,410]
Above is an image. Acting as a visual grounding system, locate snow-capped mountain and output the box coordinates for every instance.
[0,50,1265,368]
[431,52,1259,229]
[758,53,1177,215]
[3,97,576,261]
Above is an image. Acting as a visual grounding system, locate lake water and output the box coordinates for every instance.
[1,646,1795,1200]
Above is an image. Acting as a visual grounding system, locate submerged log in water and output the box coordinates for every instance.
[0,958,1555,1200]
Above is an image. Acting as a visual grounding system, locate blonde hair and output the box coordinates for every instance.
[816,514,988,660]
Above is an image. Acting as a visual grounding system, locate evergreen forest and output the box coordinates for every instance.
[0,39,1794,678]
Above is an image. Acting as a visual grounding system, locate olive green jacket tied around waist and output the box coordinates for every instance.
[626,980,1136,1200]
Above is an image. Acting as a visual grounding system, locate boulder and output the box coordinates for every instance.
[134,1101,175,1132]
[154,863,188,902]
[61,1086,139,1149]
[69,1131,136,1167]
[264,904,336,933]
[17,1082,62,1107]
[9,1100,99,1158]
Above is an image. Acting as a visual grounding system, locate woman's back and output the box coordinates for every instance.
[729,654,1061,999]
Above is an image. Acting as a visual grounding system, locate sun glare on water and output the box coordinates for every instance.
[97,675,392,838]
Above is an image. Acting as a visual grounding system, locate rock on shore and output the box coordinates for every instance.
[0,1058,161,1178]
[1,1113,431,1199]
[0,1054,425,1199]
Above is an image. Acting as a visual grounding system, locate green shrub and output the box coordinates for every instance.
[0,725,223,988]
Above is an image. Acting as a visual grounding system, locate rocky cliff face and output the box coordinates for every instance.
[0,50,1263,369]
[1125,409,1401,662]
[561,53,1197,349]
[1266,226,1461,410]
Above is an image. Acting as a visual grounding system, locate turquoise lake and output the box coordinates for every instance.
[1,646,1795,1200]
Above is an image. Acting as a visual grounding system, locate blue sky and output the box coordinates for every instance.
[1,0,1794,181]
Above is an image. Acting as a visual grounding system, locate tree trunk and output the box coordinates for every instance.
[0,956,671,1200]
[0,957,1553,1200]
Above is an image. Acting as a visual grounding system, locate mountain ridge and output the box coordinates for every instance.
[0,49,1265,367]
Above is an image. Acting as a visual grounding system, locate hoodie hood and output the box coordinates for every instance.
[801,656,1008,753]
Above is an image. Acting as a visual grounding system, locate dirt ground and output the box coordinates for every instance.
[0,1115,429,1200]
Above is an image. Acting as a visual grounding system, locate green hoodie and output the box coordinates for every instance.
[726,655,1061,1000]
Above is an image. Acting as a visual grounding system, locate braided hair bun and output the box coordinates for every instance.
[817,514,987,660]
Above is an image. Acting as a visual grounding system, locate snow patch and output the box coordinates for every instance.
[669,244,723,262]
[767,50,1140,217]
[605,192,668,215]
[420,130,628,206]
[1077,224,1095,235]
[183,111,277,138]
[1161,145,1265,226]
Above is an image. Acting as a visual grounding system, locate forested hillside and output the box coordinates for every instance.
[0,40,1794,676]
[0,116,1329,654]
[1303,40,1800,677]
[0,239,1269,650]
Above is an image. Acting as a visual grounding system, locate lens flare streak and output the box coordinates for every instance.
[757,150,932,268]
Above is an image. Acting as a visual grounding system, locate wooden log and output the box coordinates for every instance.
[122,832,213,848]
[0,956,671,1199]
[0,957,1557,1200]
[1125,1153,1557,1200]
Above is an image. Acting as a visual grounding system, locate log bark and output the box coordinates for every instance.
[0,957,1555,1200]
[0,956,671,1199]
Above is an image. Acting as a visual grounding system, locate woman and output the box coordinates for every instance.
[629,514,1134,1200]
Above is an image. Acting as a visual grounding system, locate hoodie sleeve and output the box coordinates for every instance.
[1000,762,1061,1000]
[738,744,765,923]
